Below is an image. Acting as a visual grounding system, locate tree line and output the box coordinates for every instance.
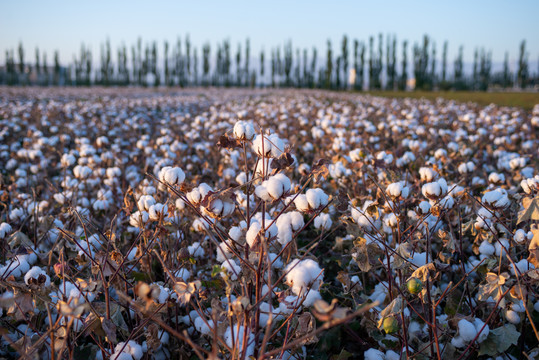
[1,34,537,90]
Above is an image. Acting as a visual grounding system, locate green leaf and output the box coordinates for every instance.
[330,349,353,360]
[479,324,520,356]
[131,271,151,282]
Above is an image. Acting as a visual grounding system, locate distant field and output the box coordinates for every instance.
[366,90,539,110]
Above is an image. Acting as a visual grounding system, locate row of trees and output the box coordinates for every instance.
[1,35,537,90]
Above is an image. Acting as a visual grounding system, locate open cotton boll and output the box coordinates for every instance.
[233,120,255,140]
[386,181,409,199]
[187,242,205,258]
[129,211,149,228]
[364,348,385,360]
[302,289,322,307]
[148,203,168,221]
[511,259,534,275]
[488,172,505,184]
[194,316,214,335]
[224,325,255,358]
[294,194,310,212]
[473,318,489,343]
[306,188,329,209]
[111,351,134,360]
[174,268,191,281]
[422,181,442,199]
[24,266,51,287]
[494,238,510,257]
[478,240,495,256]
[114,341,144,360]
[221,259,241,280]
[158,166,185,186]
[482,188,510,209]
[505,309,520,324]
[385,350,400,360]
[314,213,332,229]
[457,319,477,342]
[252,134,273,157]
[285,258,324,295]
[266,174,291,200]
[0,223,12,239]
[513,229,527,244]
[268,134,285,158]
[420,167,438,182]
[137,195,156,211]
[186,183,212,205]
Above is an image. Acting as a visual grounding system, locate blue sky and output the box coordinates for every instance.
[1,0,538,71]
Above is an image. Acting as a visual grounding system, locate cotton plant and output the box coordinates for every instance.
[0,89,538,359]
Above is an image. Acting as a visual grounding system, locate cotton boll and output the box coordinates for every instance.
[174,268,191,281]
[285,259,324,295]
[233,120,255,140]
[221,259,241,281]
[494,238,510,257]
[386,181,409,199]
[417,201,431,215]
[473,318,489,343]
[422,182,442,199]
[252,134,273,157]
[148,203,168,221]
[0,223,12,239]
[187,242,205,258]
[364,348,385,360]
[478,240,495,256]
[24,266,51,287]
[294,194,310,212]
[451,335,466,348]
[505,309,520,324]
[385,350,400,360]
[306,188,329,209]
[302,289,321,307]
[513,229,527,244]
[111,351,134,360]
[129,211,149,228]
[457,319,477,342]
[224,325,255,358]
[158,166,185,186]
[511,259,534,275]
[246,222,262,247]
[269,253,283,269]
[229,226,244,242]
[314,213,332,230]
[194,317,214,335]
[482,188,510,209]
[137,195,156,211]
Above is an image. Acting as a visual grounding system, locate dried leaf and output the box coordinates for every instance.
[517,196,539,224]
[311,159,329,182]
[377,296,403,329]
[477,272,510,302]
[270,151,294,171]
[352,237,384,272]
[57,300,88,318]
[408,263,436,283]
[146,323,161,352]
[101,318,117,343]
[217,135,242,150]
[7,291,35,321]
[335,189,349,213]
[295,312,317,345]
[173,280,201,306]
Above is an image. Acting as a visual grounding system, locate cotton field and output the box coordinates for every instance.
[0,87,538,359]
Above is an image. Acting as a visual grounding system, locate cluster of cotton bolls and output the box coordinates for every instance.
[0,87,537,359]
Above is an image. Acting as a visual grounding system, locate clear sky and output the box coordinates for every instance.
[1,0,538,71]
